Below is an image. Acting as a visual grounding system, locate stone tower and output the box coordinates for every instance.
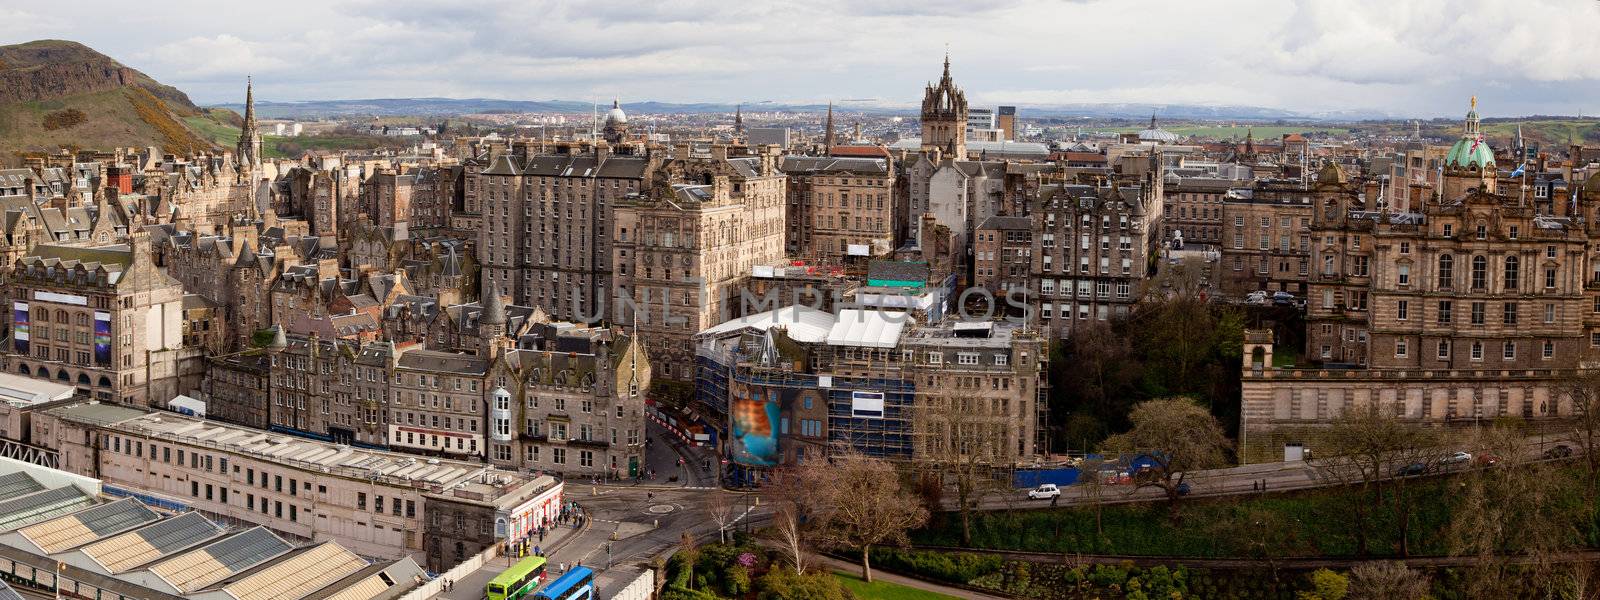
[236,77,262,181]
[920,53,967,159]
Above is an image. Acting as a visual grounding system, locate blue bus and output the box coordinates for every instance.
[533,566,595,600]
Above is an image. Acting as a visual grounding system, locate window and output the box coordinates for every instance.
[1437,301,1453,324]
[1548,245,1558,259]
[1397,264,1410,286]
[1503,342,1516,360]
[1471,256,1487,289]
[1546,303,1557,324]
[1400,241,1410,254]
[1544,341,1555,359]
[1546,268,1557,289]
[1505,256,1520,289]
[1438,340,1451,359]
[357,492,367,511]
[1396,300,1408,321]
[1503,302,1518,325]
[1438,255,1454,288]
[1471,342,1483,360]
[1470,302,1485,325]
[1475,224,1487,239]
[927,352,941,365]
[1395,340,1408,357]
[1443,224,1453,237]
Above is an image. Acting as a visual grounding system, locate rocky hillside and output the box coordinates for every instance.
[0,39,219,160]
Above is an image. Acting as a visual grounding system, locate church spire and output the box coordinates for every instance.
[824,101,835,153]
[942,51,951,81]
[236,77,262,178]
[734,103,743,135]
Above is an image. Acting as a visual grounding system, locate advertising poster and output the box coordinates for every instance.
[94,311,112,366]
[729,384,780,467]
[11,302,27,355]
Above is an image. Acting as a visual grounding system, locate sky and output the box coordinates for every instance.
[5,0,1600,117]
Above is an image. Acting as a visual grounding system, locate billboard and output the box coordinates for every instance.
[730,385,780,467]
[11,302,27,355]
[851,391,885,418]
[94,311,112,366]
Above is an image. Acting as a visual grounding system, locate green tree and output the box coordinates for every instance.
[755,566,850,600]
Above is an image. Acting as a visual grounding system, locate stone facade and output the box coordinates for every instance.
[1030,171,1164,338]
[612,145,787,380]
[1220,180,1313,296]
[779,156,896,261]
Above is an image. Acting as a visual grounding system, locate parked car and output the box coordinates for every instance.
[1245,291,1268,305]
[1395,462,1428,477]
[1440,451,1472,466]
[1175,482,1192,496]
[1272,291,1296,306]
[1543,445,1574,460]
[1027,484,1062,500]
[1475,453,1501,466]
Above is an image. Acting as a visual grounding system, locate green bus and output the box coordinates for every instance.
[486,555,548,600]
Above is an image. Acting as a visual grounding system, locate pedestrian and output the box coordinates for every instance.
[1252,480,1258,492]
[560,562,566,573]
[1050,494,1059,507]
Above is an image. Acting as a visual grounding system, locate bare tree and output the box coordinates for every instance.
[1309,402,1439,557]
[1563,370,1600,492]
[797,447,930,583]
[706,493,736,544]
[1347,562,1429,600]
[1446,425,1583,597]
[1077,457,1109,539]
[764,470,812,574]
[677,531,699,591]
[917,389,1008,546]
[1100,397,1232,521]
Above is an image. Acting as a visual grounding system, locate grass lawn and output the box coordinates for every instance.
[831,571,960,600]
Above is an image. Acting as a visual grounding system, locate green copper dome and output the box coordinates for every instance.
[1446,97,1494,171]
[1446,135,1495,170]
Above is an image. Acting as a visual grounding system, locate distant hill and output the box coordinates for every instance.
[0,39,220,160]
[210,97,1368,121]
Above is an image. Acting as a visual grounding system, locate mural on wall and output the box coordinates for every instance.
[729,384,780,467]
[11,302,27,355]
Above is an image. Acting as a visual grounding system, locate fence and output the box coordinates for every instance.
[395,543,500,600]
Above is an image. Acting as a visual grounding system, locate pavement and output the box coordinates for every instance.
[427,420,732,599]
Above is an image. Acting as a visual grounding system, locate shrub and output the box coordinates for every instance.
[867,547,1002,583]
[42,109,86,131]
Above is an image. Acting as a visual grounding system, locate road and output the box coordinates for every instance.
[986,432,1578,511]
[430,420,740,599]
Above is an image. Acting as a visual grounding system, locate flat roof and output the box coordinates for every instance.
[48,403,536,494]
[0,373,74,406]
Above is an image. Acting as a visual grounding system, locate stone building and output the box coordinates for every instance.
[779,156,896,261]
[30,400,562,572]
[920,55,967,158]
[973,215,1032,297]
[476,143,656,323]
[484,321,650,478]
[204,352,271,430]
[1219,180,1313,297]
[612,145,787,380]
[3,232,195,407]
[1029,172,1164,338]
[1162,175,1233,246]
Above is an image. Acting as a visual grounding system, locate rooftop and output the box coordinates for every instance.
[43,402,548,499]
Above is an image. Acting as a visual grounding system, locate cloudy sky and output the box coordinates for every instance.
[5,0,1600,117]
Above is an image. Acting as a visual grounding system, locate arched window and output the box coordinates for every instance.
[55,370,68,382]
[36,367,49,380]
[18,365,28,375]
[54,310,67,323]
[98,376,111,388]
[1438,254,1455,288]
[1471,255,1487,289]
[33,309,47,323]
[1504,255,1520,290]
[76,373,89,386]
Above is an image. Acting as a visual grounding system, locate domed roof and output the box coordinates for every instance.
[1446,136,1495,170]
[1137,115,1178,143]
[1445,96,1494,171]
[1316,162,1347,186]
[605,99,627,126]
[1585,172,1600,193]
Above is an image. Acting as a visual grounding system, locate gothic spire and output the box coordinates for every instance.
[824,101,835,152]
[236,77,262,177]
[942,51,950,81]
[734,103,743,134]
